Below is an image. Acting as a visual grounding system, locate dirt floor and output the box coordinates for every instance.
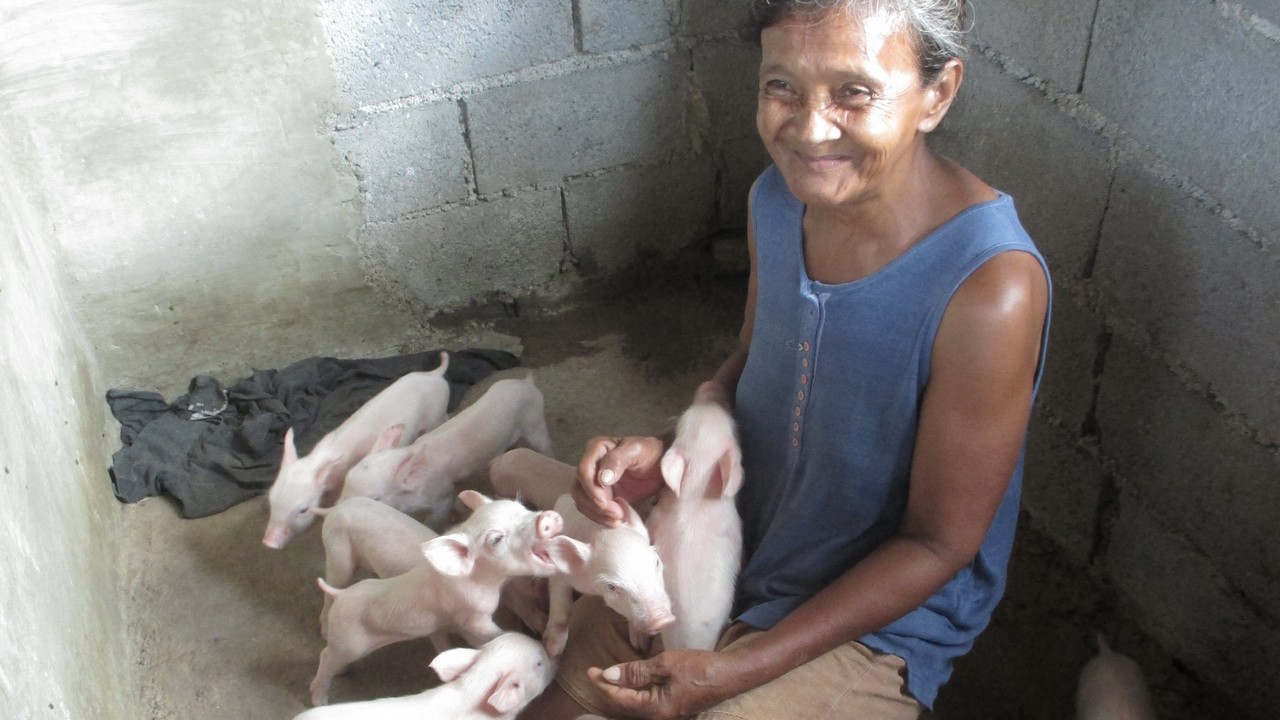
[119,257,1250,719]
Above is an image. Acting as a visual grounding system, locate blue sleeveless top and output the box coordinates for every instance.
[733,165,1051,709]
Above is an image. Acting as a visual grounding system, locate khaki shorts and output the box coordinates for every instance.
[556,596,922,720]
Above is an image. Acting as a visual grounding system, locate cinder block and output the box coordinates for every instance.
[1093,162,1280,439]
[681,0,753,36]
[1085,0,1280,237]
[579,0,671,52]
[334,101,471,222]
[564,158,718,274]
[719,136,771,230]
[1021,418,1107,567]
[1036,292,1104,435]
[693,40,760,146]
[319,0,576,106]
[363,188,567,308]
[929,53,1111,282]
[972,0,1096,92]
[467,57,688,193]
[1105,490,1279,719]
[1095,335,1280,624]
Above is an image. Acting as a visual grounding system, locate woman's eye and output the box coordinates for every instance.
[762,79,797,100]
[836,85,872,108]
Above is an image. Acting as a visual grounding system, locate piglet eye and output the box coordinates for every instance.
[606,582,618,592]
[489,533,504,547]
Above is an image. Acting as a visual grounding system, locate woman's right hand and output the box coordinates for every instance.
[574,435,668,526]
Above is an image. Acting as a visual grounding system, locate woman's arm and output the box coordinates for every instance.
[587,249,1049,719]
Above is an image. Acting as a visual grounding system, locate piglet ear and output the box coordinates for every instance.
[422,534,474,577]
[371,423,407,453]
[317,454,346,490]
[281,427,298,465]
[458,489,492,510]
[429,647,481,682]
[394,452,426,491]
[711,446,744,499]
[542,536,591,575]
[484,671,524,714]
[616,498,649,540]
[658,449,685,497]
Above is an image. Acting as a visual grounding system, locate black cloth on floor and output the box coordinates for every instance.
[106,349,519,519]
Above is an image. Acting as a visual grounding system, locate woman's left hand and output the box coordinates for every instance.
[586,648,741,720]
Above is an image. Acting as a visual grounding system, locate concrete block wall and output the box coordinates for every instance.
[320,0,768,315]
[931,0,1280,714]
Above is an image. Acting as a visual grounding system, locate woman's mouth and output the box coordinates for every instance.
[797,152,853,171]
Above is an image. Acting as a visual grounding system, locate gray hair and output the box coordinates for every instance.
[746,0,972,84]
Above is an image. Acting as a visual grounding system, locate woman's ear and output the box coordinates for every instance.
[918,59,964,133]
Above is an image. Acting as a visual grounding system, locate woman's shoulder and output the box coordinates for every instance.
[933,153,1000,219]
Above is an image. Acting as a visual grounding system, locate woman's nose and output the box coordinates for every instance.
[794,106,842,144]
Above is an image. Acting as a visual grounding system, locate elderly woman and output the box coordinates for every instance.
[517,1,1051,718]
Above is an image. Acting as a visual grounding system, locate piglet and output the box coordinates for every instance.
[308,490,575,706]
[312,497,436,638]
[293,631,555,720]
[1076,634,1158,720]
[543,493,673,657]
[646,398,743,651]
[262,353,451,549]
[340,374,553,524]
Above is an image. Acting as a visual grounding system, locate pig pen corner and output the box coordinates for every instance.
[5,0,1279,718]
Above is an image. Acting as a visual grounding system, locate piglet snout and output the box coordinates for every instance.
[535,511,564,540]
[643,609,676,635]
[262,528,287,550]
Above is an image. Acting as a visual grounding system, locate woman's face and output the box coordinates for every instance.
[756,9,943,210]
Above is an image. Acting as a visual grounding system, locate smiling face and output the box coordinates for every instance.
[756,7,955,211]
